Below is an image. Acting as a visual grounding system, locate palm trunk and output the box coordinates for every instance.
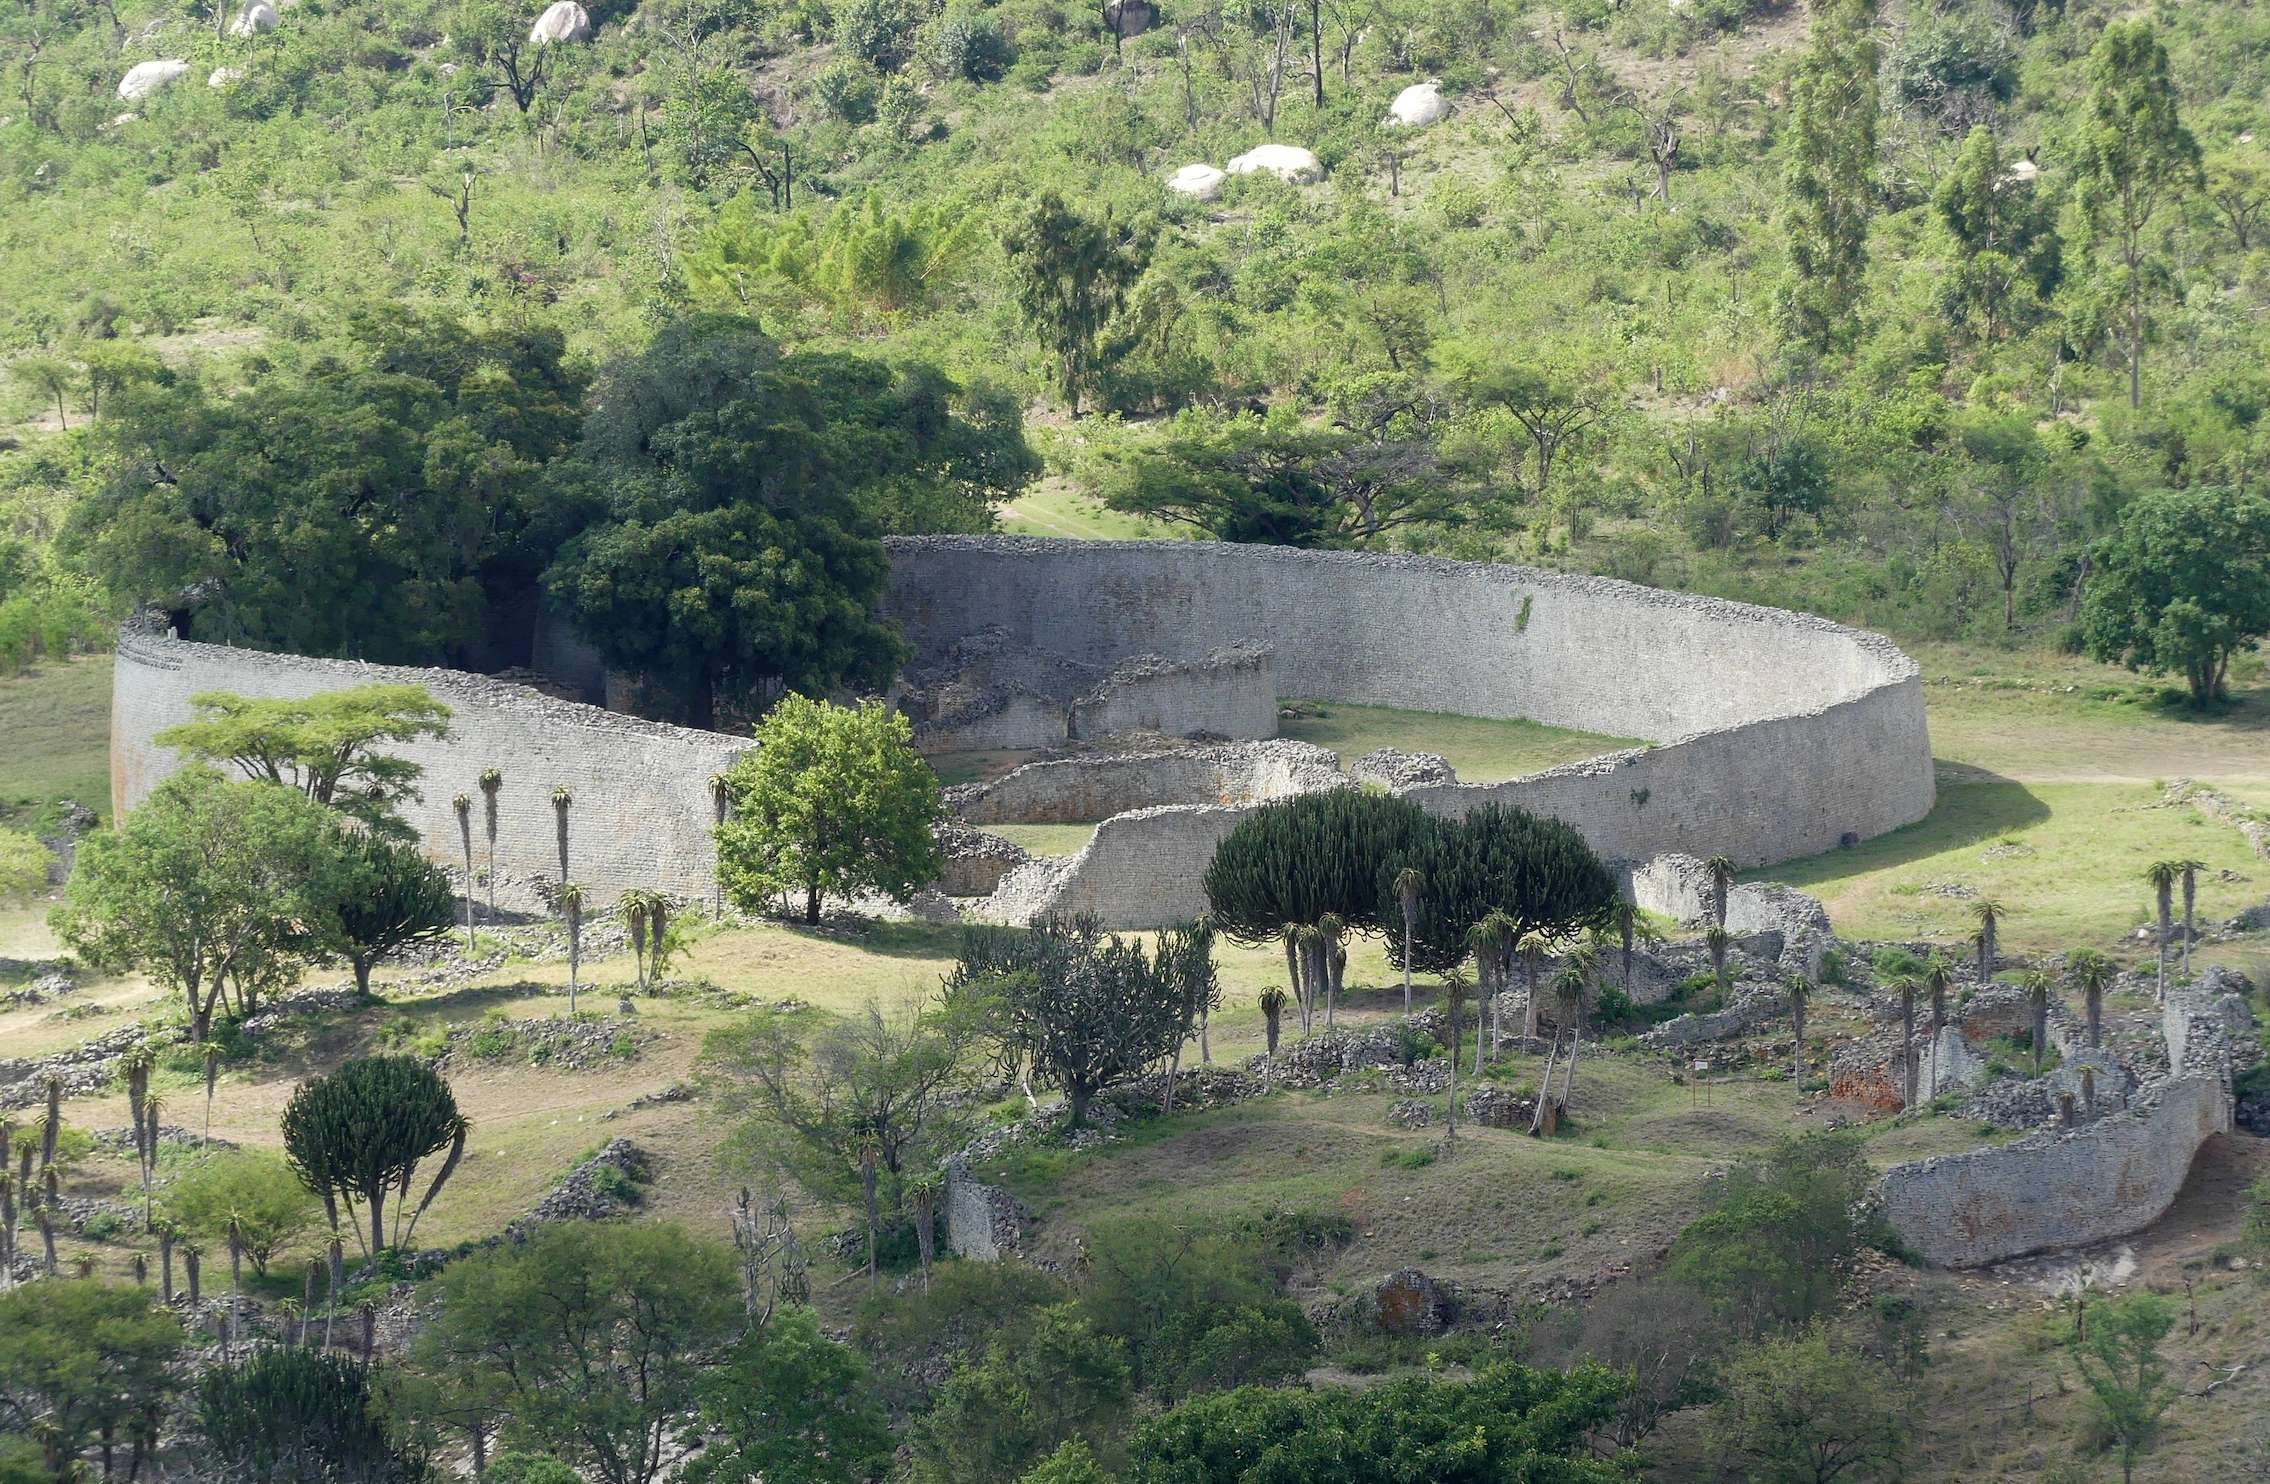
[2156,892,2171,1002]
[1400,906,1414,1016]
[1793,1000,1806,1095]
[1902,993,1916,1110]
[1531,1032,1560,1136]
[861,1155,879,1292]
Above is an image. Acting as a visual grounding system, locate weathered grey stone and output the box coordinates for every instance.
[1350,748,1457,789]
[933,822,1029,896]
[943,1159,1029,1261]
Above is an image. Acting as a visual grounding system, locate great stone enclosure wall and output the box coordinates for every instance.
[112,536,1936,924]
[111,617,744,907]
[886,537,1936,927]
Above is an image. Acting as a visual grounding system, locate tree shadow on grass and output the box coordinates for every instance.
[1760,766,2053,888]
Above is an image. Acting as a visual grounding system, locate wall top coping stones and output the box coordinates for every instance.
[883,535,1923,684]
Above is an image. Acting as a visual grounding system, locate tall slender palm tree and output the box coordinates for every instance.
[1393,867,1422,1017]
[1258,987,1287,1056]
[2176,858,2205,977]
[1518,930,1551,1039]
[1442,973,1467,1145]
[2067,947,2115,1049]
[1924,955,1954,1093]
[2019,968,2054,1077]
[1702,855,1737,929]
[551,787,574,896]
[1279,924,1305,1036]
[1883,968,1920,1110]
[1469,912,1517,1069]
[1786,974,1811,1102]
[708,772,731,918]
[1968,898,2008,986]
[1552,962,1589,1112]
[2144,862,2179,1002]
[201,1045,221,1144]
[479,769,503,923]
[560,882,585,1017]
[620,889,655,989]
[452,793,476,952]
[1317,913,1347,1030]
[1703,926,1732,992]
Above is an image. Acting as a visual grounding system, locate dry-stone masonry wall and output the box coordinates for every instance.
[885,537,1934,921]
[1874,990,2239,1267]
[949,740,1344,826]
[112,617,744,908]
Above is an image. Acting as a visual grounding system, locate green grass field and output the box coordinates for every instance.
[1278,700,1638,785]
[998,479,1162,541]
[0,654,111,831]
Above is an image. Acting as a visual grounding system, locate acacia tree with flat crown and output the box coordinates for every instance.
[715,694,944,925]
[152,684,452,836]
[282,1056,467,1258]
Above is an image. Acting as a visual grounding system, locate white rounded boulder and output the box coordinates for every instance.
[529,1,592,43]
[1387,80,1446,129]
[1166,163,1226,201]
[117,59,190,100]
[208,66,245,87]
[1225,143,1322,184]
[229,1,279,36]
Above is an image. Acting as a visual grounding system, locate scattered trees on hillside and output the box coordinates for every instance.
[1001,193,1155,418]
[714,695,945,925]
[1667,1130,1884,1335]
[157,1149,318,1279]
[948,915,1207,1127]
[315,830,459,995]
[420,1222,744,1484]
[1704,1324,1908,1484]
[281,1056,467,1257]
[2070,1292,2180,1484]
[0,1280,184,1483]
[196,1346,414,1484]
[53,768,340,1039]
[2079,21,2201,410]
[701,996,977,1288]
[1124,1360,1635,1483]
[1781,0,1880,349]
[2083,486,2270,705]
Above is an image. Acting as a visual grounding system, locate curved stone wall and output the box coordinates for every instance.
[111,622,745,908]
[885,537,1935,921]
[950,741,1345,826]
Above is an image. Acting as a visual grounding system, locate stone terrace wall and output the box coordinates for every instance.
[1874,1074,2231,1267]
[885,537,1934,872]
[112,621,745,907]
[1069,645,1277,743]
[978,805,1241,927]
[952,740,1344,826]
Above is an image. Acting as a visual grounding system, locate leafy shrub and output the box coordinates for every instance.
[814,59,880,123]
[925,9,1013,81]
[837,0,918,71]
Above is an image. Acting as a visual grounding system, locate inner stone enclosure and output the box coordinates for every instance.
[110,536,1937,924]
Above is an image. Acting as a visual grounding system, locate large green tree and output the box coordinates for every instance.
[311,828,459,994]
[2082,486,2270,704]
[714,694,945,923]
[1781,0,1881,350]
[52,768,341,1039]
[282,1055,468,1257]
[548,317,1033,726]
[65,310,587,664]
[2071,1292,2180,1484]
[154,684,452,835]
[2079,21,2201,410]
[1704,1325,1908,1484]
[1387,804,1620,976]
[197,1346,414,1484]
[688,1307,894,1484]
[419,1221,744,1484]
[157,1149,320,1278]
[0,1281,184,1484]
[1001,192,1155,417]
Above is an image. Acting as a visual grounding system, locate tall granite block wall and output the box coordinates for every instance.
[884,538,1936,873]
[112,622,745,908]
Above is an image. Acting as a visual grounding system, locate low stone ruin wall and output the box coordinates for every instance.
[977,805,1244,927]
[1875,989,2240,1267]
[950,740,1344,827]
[1624,853,1836,980]
[1874,1073,2231,1267]
[1069,647,1278,742]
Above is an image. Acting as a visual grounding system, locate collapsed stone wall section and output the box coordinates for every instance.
[111,619,745,908]
[949,740,1344,827]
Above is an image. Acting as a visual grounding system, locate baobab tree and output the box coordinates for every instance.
[2068,948,2115,1049]
[2145,861,2179,1001]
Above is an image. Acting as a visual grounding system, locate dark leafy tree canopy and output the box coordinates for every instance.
[1388,804,1621,974]
[197,1346,414,1484]
[2082,485,2270,703]
[1202,789,1432,945]
[282,1054,468,1257]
